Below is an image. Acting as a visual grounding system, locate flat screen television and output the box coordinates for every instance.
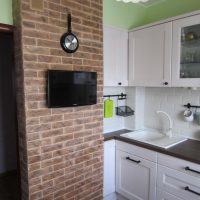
[47,70,97,108]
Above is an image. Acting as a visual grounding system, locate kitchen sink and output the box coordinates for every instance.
[120,130,187,149]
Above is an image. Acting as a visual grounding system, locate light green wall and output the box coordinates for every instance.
[0,0,13,25]
[103,0,200,29]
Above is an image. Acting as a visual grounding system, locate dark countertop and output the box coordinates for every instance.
[104,129,200,165]
[104,129,132,141]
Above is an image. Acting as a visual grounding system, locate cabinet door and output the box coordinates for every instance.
[103,140,116,197]
[157,165,200,200]
[104,26,128,86]
[129,22,172,87]
[116,149,156,200]
[172,14,200,87]
[157,189,183,200]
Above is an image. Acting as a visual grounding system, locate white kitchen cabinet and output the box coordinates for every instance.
[157,189,183,200]
[157,153,200,200]
[103,140,116,197]
[129,22,172,87]
[157,153,200,177]
[116,141,156,200]
[157,165,200,200]
[104,137,200,200]
[172,14,200,87]
[104,26,128,86]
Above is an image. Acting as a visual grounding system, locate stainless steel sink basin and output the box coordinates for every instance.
[121,130,187,149]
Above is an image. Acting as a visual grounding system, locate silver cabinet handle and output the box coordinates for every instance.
[126,156,141,164]
[185,186,200,196]
[185,166,200,174]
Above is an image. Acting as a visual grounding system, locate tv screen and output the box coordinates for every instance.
[47,70,97,108]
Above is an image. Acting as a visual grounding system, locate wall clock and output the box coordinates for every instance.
[60,14,79,53]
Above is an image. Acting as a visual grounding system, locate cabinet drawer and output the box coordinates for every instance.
[116,141,157,162]
[157,189,183,200]
[158,153,200,178]
[157,165,200,200]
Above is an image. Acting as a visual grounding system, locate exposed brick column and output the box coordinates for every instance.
[13,0,103,199]
[13,0,29,199]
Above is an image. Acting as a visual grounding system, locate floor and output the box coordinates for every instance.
[0,170,20,200]
[104,192,129,200]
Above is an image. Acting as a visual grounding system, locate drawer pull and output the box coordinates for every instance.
[126,156,141,164]
[185,186,200,196]
[185,166,200,174]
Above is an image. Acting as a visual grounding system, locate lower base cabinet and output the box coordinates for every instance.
[157,154,200,200]
[109,140,200,200]
[116,141,157,200]
[157,189,183,200]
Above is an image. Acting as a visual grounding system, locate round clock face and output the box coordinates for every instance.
[60,33,79,53]
[64,35,78,50]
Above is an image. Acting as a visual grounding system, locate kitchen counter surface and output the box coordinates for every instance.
[104,129,132,141]
[104,129,200,165]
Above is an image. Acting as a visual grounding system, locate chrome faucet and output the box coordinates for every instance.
[156,110,173,137]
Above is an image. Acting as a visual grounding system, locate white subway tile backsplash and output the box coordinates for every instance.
[174,88,191,97]
[166,95,182,105]
[182,94,199,105]
[103,87,200,140]
[124,88,135,130]
[144,87,200,140]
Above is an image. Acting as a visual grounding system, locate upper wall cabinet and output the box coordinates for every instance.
[104,26,128,87]
[172,14,200,87]
[129,22,172,87]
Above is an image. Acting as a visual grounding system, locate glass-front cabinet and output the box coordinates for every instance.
[172,14,200,87]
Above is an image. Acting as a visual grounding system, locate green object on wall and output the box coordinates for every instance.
[103,0,200,29]
[104,99,114,118]
[0,0,13,25]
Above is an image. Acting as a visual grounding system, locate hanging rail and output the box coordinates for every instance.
[184,103,200,109]
[103,93,126,99]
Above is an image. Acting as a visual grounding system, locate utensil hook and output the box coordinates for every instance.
[186,103,191,109]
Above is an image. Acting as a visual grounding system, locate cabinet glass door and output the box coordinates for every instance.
[180,24,200,78]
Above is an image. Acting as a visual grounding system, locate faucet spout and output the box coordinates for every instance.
[156,110,173,137]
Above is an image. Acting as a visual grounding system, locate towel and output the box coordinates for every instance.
[104,99,114,118]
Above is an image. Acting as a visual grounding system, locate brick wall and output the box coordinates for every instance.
[13,0,103,199]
